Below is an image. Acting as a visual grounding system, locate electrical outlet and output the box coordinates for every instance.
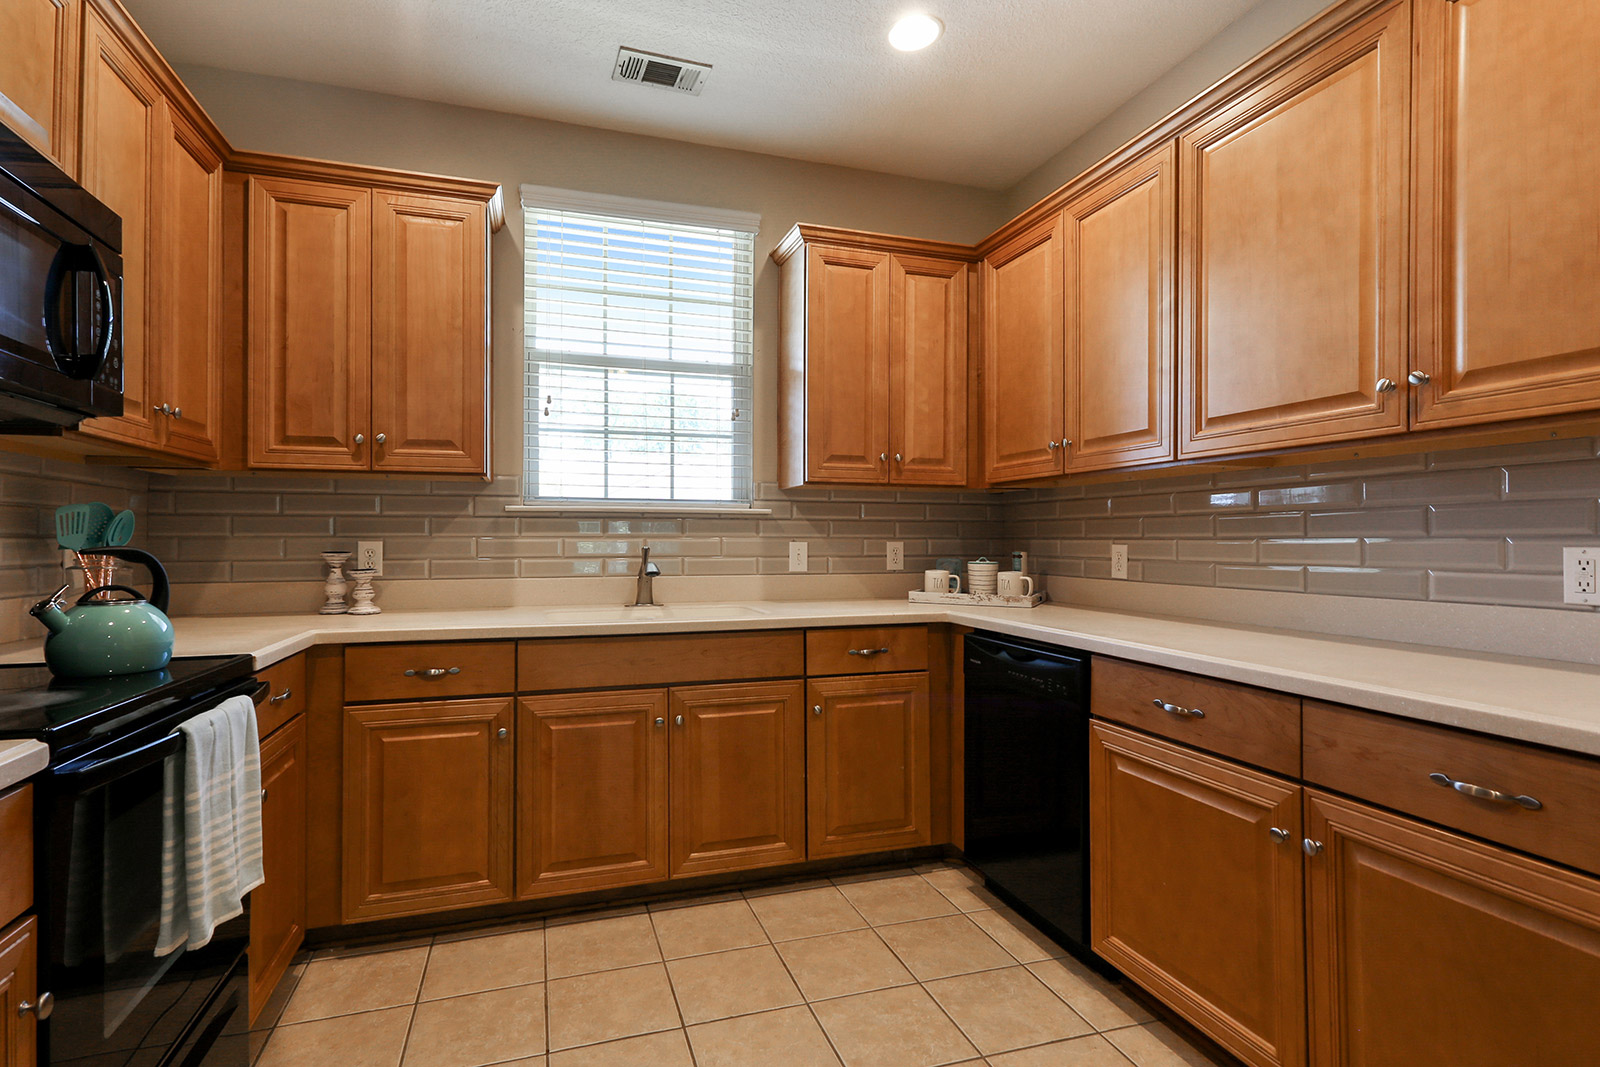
[886,541,904,571]
[1563,547,1599,604]
[1111,544,1129,580]
[357,540,384,576]
[788,541,808,572]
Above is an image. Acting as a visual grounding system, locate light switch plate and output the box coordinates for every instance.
[788,541,808,572]
[1563,546,1598,604]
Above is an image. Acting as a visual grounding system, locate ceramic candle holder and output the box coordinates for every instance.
[321,550,352,614]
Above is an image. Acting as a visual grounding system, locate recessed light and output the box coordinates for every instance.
[889,13,943,52]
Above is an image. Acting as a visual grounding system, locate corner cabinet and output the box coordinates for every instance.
[980,212,1065,483]
[243,160,499,475]
[775,226,970,488]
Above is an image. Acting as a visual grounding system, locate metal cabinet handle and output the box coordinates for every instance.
[847,647,890,657]
[268,687,293,704]
[879,452,888,462]
[404,667,461,678]
[260,787,268,801]
[1375,377,1397,394]
[812,704,822,716]
[354,433,365,445]
[894,453,903,463]
[497,727,508,740]
[1303,838,1323,857]
[1152,698,1205,719]
[1429,772,1542,811]
[1046,440,1058,450]
[1268,827,1290,844]
[18,992,53,1020]
[675,714,684,726]
[375,433,386,444]
[655,717,665,727]
[1063,440,1073,448]
[172,406,182,418]
[1407,370,1431,386]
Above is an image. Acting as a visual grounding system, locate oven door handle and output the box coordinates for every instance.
[56,731,184,790]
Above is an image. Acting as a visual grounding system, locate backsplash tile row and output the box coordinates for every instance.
[145,475,1005,585]
[1003,437,1600,610]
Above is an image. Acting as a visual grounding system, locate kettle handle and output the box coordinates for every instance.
[77,584,148,605]
[95,547,169,613]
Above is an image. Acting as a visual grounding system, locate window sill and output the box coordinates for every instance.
[505,504,773,516]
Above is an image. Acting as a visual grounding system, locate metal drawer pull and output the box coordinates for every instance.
[268,687,293,704]
[404,667,461,678]
[1268,827,1290,844]
[1303,838,1323,857]
[1428,772,1542,811]
[18,992,53,1020]
[1152,698,1205,719]
[848,647,890,656]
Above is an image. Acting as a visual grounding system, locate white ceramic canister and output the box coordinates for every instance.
[967,557,999,595]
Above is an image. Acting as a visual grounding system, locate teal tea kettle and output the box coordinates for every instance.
[30,547,174,678]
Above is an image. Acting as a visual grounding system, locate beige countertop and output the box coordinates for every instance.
[6,599,1600,758]
[0,739,48,791]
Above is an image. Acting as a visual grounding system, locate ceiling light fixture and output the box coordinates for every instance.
[888,13,943,52]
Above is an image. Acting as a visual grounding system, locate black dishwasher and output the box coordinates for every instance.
[963,632,1092,959]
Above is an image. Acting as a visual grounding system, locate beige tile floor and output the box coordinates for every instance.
[250,864,1229,1067]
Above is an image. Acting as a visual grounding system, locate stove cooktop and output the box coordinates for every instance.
[0,655,256,753]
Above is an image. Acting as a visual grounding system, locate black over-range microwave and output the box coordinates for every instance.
[0,119,123,432]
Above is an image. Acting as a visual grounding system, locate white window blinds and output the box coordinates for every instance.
[522,186,757,506]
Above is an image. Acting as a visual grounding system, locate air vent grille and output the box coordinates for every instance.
[613,47,710,96]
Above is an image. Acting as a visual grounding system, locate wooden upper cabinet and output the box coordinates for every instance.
[370,191,489,474]
[0,917,37,1067]
[1411,0,1600,427]
[0,0,79,175]
[668,681,806,878]
[794,243,891,485]
[889,254,968,485]
[155,106,224,462]
[247,176,372,470]
[518,689,669,898]
[982,212,1065,483]
[806,672,931,858]
[1090,722,1305,1067]
[250,714,306,1023]
[1063,141,1175,472]
[77,4,163,450]
[341,698,514,921]
[1304,789,1600,1065]
[1179,0,1409,458]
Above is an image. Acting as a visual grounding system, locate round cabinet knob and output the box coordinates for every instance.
[1268,827,1290,844]
[675,714,684,726]
[1046,440,1058,451]
[894,453,903,463]
[879,452,889,463]
[354,433,365,445]
[1064,440,1073,448]
[1407,370,1432,386]
[655,717,665,727]
[172,407,182,418]
[375,433,386,444]
[18,992,53,1020]
[497,727,508,740]
[1375,378,1397,393]
[1303,838,1324,857]
[260,787,268,801]
[812,704,823,716]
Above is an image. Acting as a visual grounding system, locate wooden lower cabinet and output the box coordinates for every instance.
[0,917,37,1067]
[250,715,306,1023]
[1089,721,1305,1067]
[668,682,806,878]
[518,690,669,898]
[806,672,931,858]
[342,698,514,921]
[1304,789,1600,1066]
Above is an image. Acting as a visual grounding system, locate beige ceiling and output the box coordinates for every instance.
[124,0,1267,189]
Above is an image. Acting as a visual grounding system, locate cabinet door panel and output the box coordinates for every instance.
[250,716,305,1023]
[1091,722,1304,1067]
[1413,0,1600,426]
[342,699,514,920]
[889,254,967,485]
[518,690,669,897]
[77,8,162,449]
[156,110,223,462]
[983,214,1065,482]
[0,0,78,174]
[1065,142,1175,472]
[1304,789,1600,1066]
[807,673,930,858]
[804,245,890,484]
[669,681,805,878]
[248,177,371,470]
[0,917,37,1067]
[1181,2,1408,457]
[371,192,488,474]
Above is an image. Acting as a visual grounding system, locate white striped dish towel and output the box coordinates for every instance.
[155,694,265,957]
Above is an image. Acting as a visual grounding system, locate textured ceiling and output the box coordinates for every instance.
[123,0,1266,189]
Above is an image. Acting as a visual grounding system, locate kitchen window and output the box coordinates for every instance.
[521,185,757,507]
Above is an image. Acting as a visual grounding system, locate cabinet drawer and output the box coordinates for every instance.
[1091,657,1300,777]
[0,784,30,929]
[806,626,927,676]
[519,631,804,692]
[344,642,515,703]
[1304,701,1600,876]
[256,653,306,738]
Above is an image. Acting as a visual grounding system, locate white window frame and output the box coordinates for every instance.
[519,185,758,509]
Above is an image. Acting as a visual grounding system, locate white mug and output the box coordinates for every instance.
[924,569,961,594]
[997,571,1035,597]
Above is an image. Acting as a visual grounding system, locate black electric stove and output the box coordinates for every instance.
[0,655,260,1067]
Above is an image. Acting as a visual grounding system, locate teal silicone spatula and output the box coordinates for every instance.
[106,509,135,547]
[54,503,114,551]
